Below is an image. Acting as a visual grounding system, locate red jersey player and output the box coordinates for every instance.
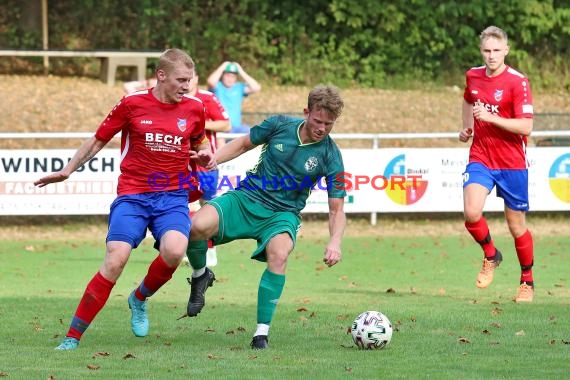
[459,26,535,302]
[35,49,215,350]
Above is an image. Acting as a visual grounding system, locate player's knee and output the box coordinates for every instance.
[190,206,219,239]
[158,241,187,264]
[265,250,289,274]
[266,237,293,265]
[163,249,186,265]
[100,257,127,281]
[463,209,482,223]
[507,223,526,238]
[190,219,213,239]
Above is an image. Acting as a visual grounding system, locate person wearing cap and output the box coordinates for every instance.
[207,61,261,135]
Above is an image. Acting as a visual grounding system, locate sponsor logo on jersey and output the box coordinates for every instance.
[177,118,187,132]
[145,133,183,145]
[141,120,153,125]
[494,89,503,101]
[304,156,318,172]
[477,99,499,114]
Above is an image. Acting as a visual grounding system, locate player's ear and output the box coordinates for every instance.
[156,69,166,82]
[505,45,510,56]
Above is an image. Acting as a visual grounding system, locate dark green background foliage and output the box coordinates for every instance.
[0,0,568,89]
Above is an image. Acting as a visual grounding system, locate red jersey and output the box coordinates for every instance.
[194,88,229,172]
[95,90,206,195]
[463,65,534,169]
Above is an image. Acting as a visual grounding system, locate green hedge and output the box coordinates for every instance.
[0,0,568,90]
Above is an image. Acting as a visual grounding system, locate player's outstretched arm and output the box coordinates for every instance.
[205,119,231,132]
[213,134,256,165]
[34,136,107,187]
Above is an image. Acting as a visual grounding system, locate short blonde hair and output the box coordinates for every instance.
[157,48,195,73]
[480,26,508,45]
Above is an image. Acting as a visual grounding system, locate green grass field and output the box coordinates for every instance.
[0,227,568,379]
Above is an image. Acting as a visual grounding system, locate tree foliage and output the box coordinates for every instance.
[0,0,568,89]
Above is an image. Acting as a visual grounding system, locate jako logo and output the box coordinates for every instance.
[141,120,153,125]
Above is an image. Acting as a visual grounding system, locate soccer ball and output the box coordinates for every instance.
[351,310,393,350]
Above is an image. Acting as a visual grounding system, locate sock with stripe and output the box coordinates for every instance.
[256,269,286,331]
[66,271,115,340]
[134,255,177,301]
[465,217,497,258]
[515,229,534,284]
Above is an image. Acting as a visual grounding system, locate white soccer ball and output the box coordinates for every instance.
[351,310,393,350]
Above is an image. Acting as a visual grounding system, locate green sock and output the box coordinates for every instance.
[187,240,208,269]
[257,269,286,324]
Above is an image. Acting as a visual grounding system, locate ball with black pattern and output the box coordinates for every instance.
[351,310,393,350]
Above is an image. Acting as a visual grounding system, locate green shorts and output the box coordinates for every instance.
[208,190,301,262]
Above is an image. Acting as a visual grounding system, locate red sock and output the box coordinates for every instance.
[515,229,534,284]
[207,239,214,249]
[134,255,177,301]
[67,272,115,340]
[465,217,496,258]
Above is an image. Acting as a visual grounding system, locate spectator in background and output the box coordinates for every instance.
[36,49,215,350]
[207,61,261,137]
[459,26,535,302]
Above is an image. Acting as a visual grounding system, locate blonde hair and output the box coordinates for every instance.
[480,26,508,45]
[157,48,195,73]
[308,85,344,119]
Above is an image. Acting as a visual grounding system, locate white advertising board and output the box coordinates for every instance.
[1,147,569,215]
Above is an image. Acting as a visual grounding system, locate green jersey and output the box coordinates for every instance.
[237,115,346,213]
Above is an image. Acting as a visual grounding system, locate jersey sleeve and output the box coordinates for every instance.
[512,77,534,118]
[190,104,208,147]
[249,115,280,145]
[204,94,229,122]
[95,97,129,142]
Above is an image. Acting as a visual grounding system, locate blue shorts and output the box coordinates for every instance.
[463,162,529,211]
[107,190,191,248]
[197,170,219,201]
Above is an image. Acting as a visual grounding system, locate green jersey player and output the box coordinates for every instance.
[185,84,347,349]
